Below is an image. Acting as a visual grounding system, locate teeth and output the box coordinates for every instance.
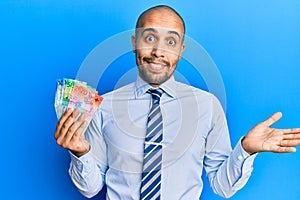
[149,63,163,70]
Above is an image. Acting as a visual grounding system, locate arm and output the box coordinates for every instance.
[205,98,300,198]
[204,97,256,198]
[54,108,107,198]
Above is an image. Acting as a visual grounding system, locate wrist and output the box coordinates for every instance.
[71,146,90,158]
[241,137,256,155]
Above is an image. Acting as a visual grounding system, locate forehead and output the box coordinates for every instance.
[140,10,184,36]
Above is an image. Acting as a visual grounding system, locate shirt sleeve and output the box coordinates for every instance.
[68,110,108,198]
[204,95,257,198]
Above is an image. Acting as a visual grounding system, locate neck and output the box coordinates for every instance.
[149,83,160,88]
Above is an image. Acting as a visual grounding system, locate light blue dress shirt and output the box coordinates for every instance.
[69,76,256,199]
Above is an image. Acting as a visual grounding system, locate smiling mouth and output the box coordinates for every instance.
[148,62,165,71]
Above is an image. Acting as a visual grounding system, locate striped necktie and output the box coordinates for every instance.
[140,88,163,200]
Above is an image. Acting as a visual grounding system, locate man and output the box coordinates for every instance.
[54,5,300,199]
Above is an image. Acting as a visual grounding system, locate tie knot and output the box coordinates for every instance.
[148,88,163,103]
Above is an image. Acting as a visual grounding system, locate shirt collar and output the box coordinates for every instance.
[134,75,177,99]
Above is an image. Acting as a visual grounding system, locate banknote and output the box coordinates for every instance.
[54,79,65,118]
[54,78,103,122]
[67,83,103,122]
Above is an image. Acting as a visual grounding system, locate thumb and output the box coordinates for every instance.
[263,112,282,127]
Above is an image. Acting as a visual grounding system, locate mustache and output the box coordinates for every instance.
[143,57,170,67]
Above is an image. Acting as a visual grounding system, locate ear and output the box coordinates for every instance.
[131,35,136,53]
[178,43,186,59]
[180,43,186,54]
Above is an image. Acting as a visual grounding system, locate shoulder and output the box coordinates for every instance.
[173,81,224,112]
[101,82,135,99]
[174,81,216,101]
[97,82,135,112]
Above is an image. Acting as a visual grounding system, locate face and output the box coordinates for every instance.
[132,10,186,87]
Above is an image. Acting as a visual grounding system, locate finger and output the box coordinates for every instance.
[263,112,282,127]
[282,128,300,134]
[74,112,88,135]
[54,108,73,138]
[64,112,87,144]
[274,146,296,153]
[75,119,89,137]
[56,109,81,140]
[283,133,300,140]
[71,118,90,152]
[74,120,89,148]
[280,139,300,147]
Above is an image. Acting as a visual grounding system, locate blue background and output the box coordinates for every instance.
[1,0,299,199]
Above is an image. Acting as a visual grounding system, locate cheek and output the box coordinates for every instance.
[169,55,181,68]
[135,50,144,65]
[136,48,151,59]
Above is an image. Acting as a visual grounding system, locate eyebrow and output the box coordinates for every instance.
[142,28,181,40]
[168,30,181,40]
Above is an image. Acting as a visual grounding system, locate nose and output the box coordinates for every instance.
[151,42,165,58]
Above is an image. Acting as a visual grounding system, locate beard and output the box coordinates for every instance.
[138,57,175,85]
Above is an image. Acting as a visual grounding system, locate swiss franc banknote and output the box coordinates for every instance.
[54,78,103,123]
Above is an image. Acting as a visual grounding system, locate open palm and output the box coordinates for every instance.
[242,112,300,155]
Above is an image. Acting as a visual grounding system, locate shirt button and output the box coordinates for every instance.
[77,161,82,165]
[238,156,243,161]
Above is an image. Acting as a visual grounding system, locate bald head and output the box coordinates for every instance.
[135,5,186,35]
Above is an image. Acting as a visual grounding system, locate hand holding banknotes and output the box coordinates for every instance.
[53,78,103,157]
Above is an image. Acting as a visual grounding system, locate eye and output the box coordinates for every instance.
[167,38,176,46]
[145,35,155,43]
